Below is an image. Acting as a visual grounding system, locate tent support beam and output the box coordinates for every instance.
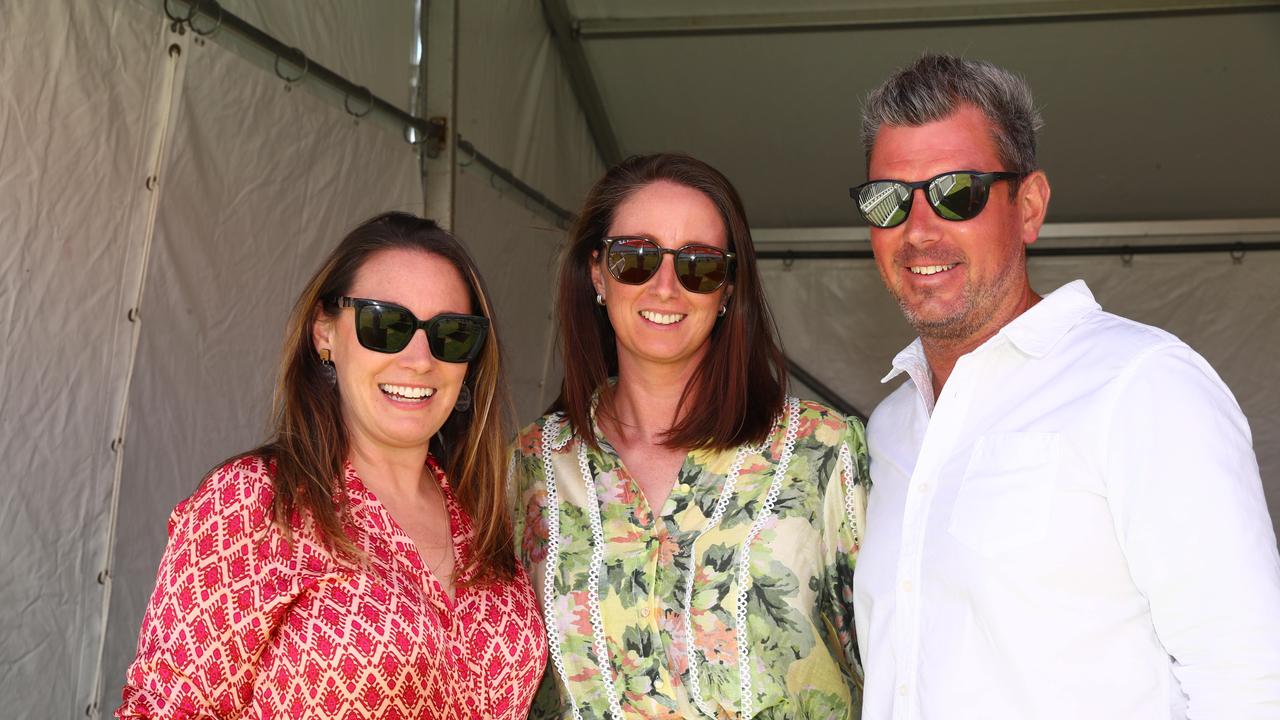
[423,0,458,228]
[540,0,622,165]
[576,1,1280,38]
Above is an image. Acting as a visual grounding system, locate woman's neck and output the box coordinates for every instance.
[605,352,704,446]
[347,439,433,500]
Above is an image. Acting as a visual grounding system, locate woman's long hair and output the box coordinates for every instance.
[248,212,515,582]
[554,153,787,451]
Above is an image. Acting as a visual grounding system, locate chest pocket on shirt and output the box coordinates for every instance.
[947,432,1060,557]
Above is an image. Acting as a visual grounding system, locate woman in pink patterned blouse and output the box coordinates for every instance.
[118,212,547,719]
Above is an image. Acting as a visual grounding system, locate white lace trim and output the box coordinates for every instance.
[576,441,627,719]
[838,442,861,542]
[539,418,585,720]
[539,397,802,719]
[731,396,800,718]
[682,442,755,717]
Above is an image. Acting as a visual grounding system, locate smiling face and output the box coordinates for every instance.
[868,103,1047,345]
[591,180,732,375]
[314,248,472,458]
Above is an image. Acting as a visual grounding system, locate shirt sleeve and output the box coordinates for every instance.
[1104,344,1280,717]
[820,414,871,709]
[116,458,306,719]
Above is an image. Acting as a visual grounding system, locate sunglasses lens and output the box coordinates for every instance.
[858,181,911,228]
[929,172,988,221]
[607,238,662,284]
[429,315,486,363]
[356,303,414,353]
[675,247,730,293]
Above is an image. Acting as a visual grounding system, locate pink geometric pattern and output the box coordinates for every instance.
[117,455,546,719]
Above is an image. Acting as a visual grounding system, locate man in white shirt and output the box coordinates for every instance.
[851,53,1280,719]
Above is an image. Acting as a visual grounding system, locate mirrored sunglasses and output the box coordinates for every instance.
[338,297,488,362]
[850,170,1022,228]
[601,236,736,294]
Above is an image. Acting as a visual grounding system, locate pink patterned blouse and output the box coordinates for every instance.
[118,455,546,719]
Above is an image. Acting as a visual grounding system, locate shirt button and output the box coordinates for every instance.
[898,684,908,697]
[640,606,651,618]
[916,483,931,493]
[901,580,913,592]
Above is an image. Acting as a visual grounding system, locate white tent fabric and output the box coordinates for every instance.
[0,1,602,716]
[453,0,605,423]
[0,1,173,715]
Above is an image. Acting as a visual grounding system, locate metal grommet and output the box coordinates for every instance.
[163,0,195,23]
[344,86,373,118]
[189,0,223,36]
[274,46,308,87]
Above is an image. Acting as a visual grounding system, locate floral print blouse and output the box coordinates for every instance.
[513,397,869,719]
[119,455,547,719]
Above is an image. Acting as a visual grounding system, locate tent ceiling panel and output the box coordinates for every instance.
[577,10,1279,227]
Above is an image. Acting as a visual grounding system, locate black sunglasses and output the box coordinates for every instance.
[850,170,1022,228]
[337,297,488,362]
[601,236,736,294]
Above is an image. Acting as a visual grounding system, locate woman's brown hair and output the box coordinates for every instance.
[248,212,515,583]
[554,153,787,451]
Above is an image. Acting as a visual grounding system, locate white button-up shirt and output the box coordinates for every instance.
[855,280,1280,719]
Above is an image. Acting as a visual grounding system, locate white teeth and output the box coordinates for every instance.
[909,264,957,276]
[379,384,435,400]
[639,310,686,325]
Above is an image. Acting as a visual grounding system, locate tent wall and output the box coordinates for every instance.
[453,0,604,422]
[0,1,602,716]
[0,2,172,717]
[762,245,1280,543]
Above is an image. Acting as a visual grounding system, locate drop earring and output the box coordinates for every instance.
[319,349,336,386]
[454,383,472,412]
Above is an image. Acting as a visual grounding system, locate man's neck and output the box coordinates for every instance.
[923,286,1042,399]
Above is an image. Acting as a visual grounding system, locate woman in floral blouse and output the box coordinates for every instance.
[513,154,869,719]
[118,213,546,718]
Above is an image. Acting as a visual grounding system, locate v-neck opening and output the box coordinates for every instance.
[347,459,466,609]
[588,406,705,530]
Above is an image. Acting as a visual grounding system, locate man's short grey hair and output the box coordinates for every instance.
[862,54,1043,176]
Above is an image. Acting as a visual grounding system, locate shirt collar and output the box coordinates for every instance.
[881,279,1101,383]
[998,279,1100,358]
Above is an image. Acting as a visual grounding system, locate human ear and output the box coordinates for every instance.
[1018,171,1051,247]
[589,249,606,299]
[312,304,335,355]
